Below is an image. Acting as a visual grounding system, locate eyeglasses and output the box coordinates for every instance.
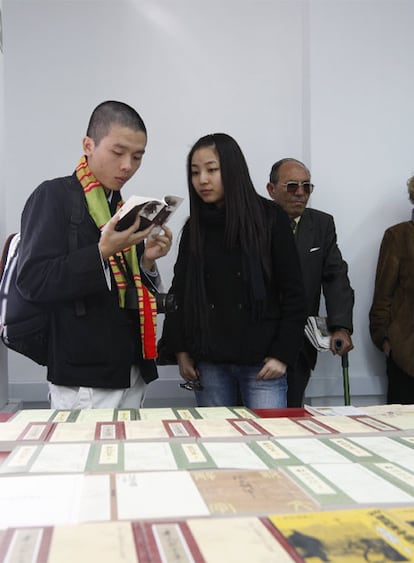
[281,181,314,194]
[179,379,204,391]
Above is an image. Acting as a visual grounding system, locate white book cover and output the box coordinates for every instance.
[115,471,209,520]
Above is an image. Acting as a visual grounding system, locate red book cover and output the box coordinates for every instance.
[0,526,53,562]
[95,421,126,441]
[140,519,205,563]
[162,419,199,441]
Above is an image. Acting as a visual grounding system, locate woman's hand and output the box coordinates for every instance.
[256,357,287,380]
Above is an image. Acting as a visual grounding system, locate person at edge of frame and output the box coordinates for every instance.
[17,100,172,409]
[369,173,414,405]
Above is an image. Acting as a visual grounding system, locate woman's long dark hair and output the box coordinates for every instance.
[183,133,273,354]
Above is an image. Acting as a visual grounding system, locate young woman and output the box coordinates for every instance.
[161,133,306,408]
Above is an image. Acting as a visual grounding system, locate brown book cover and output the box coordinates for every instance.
[191,468,319,516]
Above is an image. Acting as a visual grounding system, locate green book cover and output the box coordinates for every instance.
[321,436,385,463]
[281,464,354,508]
[115,409,138,421]
[247,439,303,467]
[86,441,124,473]
[172,407,203,420]
[170,441,217,470]
[51,410,81,423]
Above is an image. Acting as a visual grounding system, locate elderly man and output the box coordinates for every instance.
[267,158,354,407]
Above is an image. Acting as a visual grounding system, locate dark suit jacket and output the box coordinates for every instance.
[163,199,307,368]
[295,208,354,368]
[16,174,158,388]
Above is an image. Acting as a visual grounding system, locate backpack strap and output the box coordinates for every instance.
[0,233,18,282]
[66,177,87,317]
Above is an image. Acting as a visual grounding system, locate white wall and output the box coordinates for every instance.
[306,0,414,404]
[2,0,413,405]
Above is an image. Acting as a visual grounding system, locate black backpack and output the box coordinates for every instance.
[0,178,85,365]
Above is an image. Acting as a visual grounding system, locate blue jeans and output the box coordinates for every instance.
[194,362,287,409]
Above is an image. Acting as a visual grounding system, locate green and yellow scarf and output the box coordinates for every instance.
[76,156,157,359]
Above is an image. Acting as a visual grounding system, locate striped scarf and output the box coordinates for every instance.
[76,156,157,359]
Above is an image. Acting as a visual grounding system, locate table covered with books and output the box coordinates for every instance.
[0,403,414,562]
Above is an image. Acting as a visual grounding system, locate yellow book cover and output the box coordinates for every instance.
[269,507,414,562]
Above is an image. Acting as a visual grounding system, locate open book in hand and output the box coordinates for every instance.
[115,194,184,235]
[305,316,331,352]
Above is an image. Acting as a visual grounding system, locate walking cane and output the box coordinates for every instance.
[335,340,351,406]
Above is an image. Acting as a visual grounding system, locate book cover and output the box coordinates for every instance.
[140,520,205,563]
[387,505,414,528]
[162,419,199,442]
[0,442,93,474]
[95,421,126,441]
[246,439,303,467]
[17,421,56,443]
[320,436,385,463]
[305,462,414,505]
[349,414,402,433]
[86,442,125,473]
[122,441,179,472]
[170,441,217,471]
[347,435,414,471]
[269,507,414,562]
[310,415,382,435]
[51,409,81,422]
[172,407,203,420]
[8,408,57,423]
[252,417,314,438]
[0,473,111,528]
[0,526,53,563]
[368,412,414,430]
[194,406,257,419]
[115,471,210,520]
[191,468,318,515]
[226,418,270,439]
[304,404,364,416]
[290,416,340,435]
[115,408,138,421]
[115,194,183,233]
[186,516,304,563]
[49,521,145,563]
[123,419,179,442]
[138,407,178,421]
[75,408,116,423]
[47,422,97,443]
[360,461,414,497]
[199,440,270,470]
[188,417,269,441]
[0,421,54,449]
[275,437,353,466]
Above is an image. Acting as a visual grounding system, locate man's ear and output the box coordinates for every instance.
[82,136,95,156]
[266,182,276,198]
